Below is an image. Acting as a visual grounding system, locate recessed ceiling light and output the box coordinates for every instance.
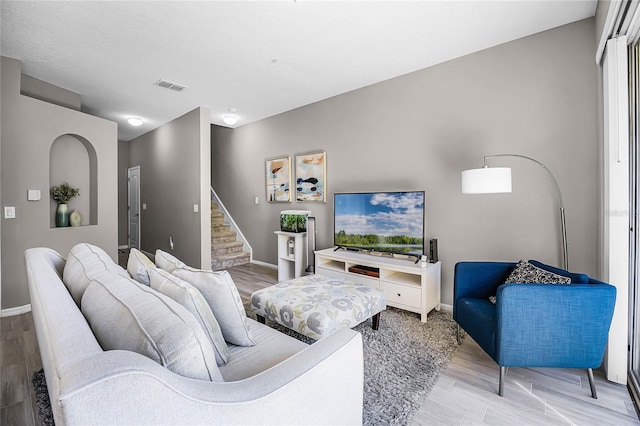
[222,115,238,126]
[128,117,144,126]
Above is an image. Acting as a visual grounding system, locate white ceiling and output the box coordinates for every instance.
[1,1,597,141]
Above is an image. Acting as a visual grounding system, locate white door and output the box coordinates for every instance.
[128,166,141,249]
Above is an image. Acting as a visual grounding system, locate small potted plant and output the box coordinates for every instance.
[51,182,79,227]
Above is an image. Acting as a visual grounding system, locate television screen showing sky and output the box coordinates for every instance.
[334,192,424,238]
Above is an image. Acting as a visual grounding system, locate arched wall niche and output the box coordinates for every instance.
[49,134,98,227]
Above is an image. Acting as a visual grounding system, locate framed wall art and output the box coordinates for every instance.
[295,151,326,202]
[266,156,292,202]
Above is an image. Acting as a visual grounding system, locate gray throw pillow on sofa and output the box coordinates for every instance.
[173,267,256,347]
[155,249,186,273]
[149,267,230,365]
[81,273,223,381]
[127,248,155,285]
[63,243,129,306]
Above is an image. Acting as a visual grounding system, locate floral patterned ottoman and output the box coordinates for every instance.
[250,274,386,340]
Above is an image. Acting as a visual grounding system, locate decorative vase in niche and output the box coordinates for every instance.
[55,203,69,227]
[69,210,81,227]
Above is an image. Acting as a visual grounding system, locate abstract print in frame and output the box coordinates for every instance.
[295,151,326,202]
[266,156,292,202]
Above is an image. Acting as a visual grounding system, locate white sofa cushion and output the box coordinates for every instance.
[149,267,230,365]
[219,318,307,381]
[127,248,155,285]
[173,268,256,347]
[62,243,129,306]
[155,249,186,273]
[81,273,223,381]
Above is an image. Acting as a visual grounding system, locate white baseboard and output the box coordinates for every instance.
[439,303,453,313]
[1,304,31,317]
[251,260,277,269]
[118,245,129,250]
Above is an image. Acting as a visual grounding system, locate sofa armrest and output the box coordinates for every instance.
[57,328,363,425]
[454,262,514,318]
[495,283,616,368]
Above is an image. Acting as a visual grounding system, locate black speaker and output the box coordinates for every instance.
[305,217,316,274]
[429,238,438,263]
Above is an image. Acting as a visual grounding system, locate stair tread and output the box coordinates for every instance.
[212,229,235,235]
[214,251,250,259]
[212,237,237,242]
[212,240,243,248]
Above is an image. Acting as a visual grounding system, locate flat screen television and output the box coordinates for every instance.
[334,191,425,257]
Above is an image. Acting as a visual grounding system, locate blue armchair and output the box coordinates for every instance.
[453,260,616,398]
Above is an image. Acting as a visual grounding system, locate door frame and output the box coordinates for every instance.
[128,166,141,249]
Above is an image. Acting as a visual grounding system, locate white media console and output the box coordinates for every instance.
[314,247,441,323]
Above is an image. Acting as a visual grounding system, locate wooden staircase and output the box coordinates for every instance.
[211,202,250,270]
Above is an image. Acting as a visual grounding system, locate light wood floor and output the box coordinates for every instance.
[2,262,639,425]
[1,311,41,425]
[412,335,639,425]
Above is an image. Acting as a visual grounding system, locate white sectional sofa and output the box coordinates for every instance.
[25,246,364,425]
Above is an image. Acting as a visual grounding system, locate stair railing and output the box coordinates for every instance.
[210,187,253,262]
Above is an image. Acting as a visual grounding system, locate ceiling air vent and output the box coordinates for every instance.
[154,79,187,92]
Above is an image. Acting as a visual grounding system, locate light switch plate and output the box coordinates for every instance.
[193,203,199,213]
[142,203,147,210]
[27,190,41,201]
[4,206,16,219]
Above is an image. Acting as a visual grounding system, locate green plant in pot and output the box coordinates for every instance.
[51,182,79,227]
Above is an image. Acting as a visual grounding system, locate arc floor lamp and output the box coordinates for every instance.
[461,154,569,270]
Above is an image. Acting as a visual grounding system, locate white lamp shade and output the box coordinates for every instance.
[461,167,512,194]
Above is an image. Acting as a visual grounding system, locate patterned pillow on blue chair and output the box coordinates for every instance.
[489,260,570,304]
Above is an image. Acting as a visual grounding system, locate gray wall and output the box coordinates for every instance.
[212,18,598,306]
[1,56,118,310]
[21,73,81,111]
[128,107,211,268]
[595,0,611,52]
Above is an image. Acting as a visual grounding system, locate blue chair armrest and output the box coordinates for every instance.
[495,283,616,368]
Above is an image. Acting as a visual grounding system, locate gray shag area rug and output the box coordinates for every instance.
[246,306,461,426]
[32,369,54,425]
[32,307,460,426]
